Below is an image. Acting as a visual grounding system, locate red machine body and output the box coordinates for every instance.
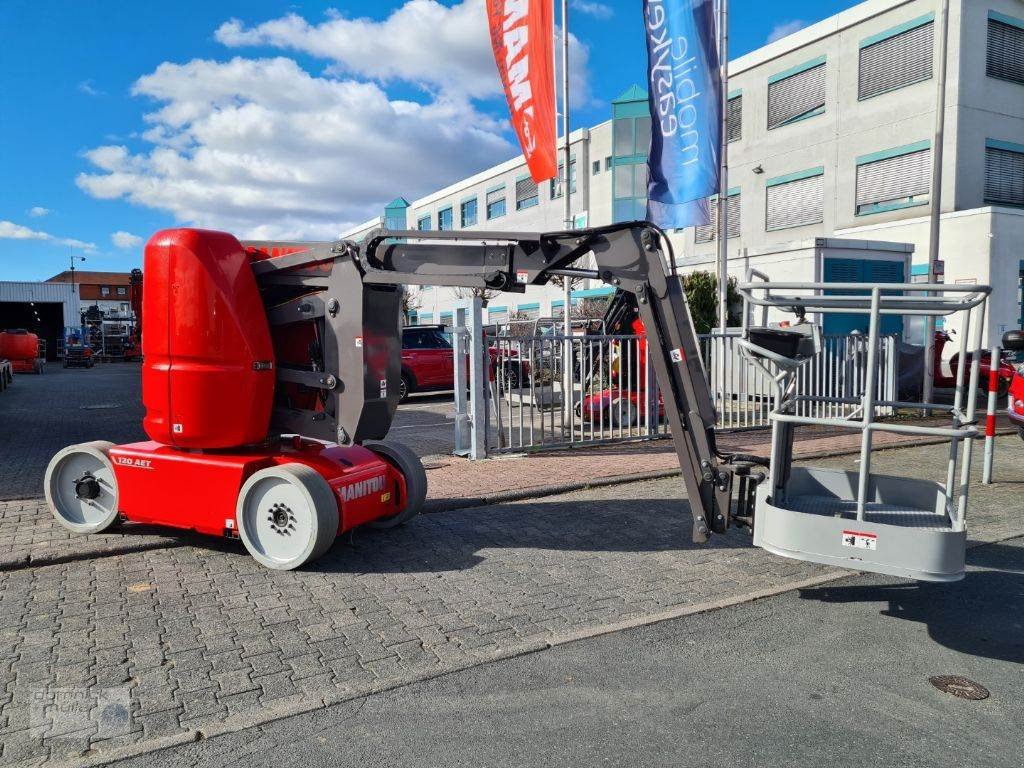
[110,439,407,538]
[142,229,276,449]
[0,329,41,373]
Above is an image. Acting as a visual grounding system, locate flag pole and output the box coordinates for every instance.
[715,0,730,404]
[922,0,950,415]
[560,0,573,421]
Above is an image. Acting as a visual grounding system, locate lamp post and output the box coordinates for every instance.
[69,251,86,328]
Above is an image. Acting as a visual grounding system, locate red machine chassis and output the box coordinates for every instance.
[109,438,408,539]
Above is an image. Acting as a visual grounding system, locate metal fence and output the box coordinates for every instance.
[478,330,899,454]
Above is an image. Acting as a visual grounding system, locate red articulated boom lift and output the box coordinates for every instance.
[45,222,767,570]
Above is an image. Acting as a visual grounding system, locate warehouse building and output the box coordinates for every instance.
[345,0,1024,343]
[0,281,79,360]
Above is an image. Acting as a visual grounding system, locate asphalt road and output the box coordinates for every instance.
[111,537,1024,768]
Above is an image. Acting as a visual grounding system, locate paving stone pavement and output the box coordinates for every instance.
[0,365,146,501]
[1,438,1022,767]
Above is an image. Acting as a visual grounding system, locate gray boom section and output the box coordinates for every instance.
[246,223,734,541]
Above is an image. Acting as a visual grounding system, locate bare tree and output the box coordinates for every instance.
[400,288,421,326]
[452,285,501,308]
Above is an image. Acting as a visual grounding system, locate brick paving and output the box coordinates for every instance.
[0,365,145,501]
[1,438,1022,766]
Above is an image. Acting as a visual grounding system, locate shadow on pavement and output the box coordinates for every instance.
[797,542,1024,663]
[108,496,742,573]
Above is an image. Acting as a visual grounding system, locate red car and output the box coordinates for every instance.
[399,324,529,401]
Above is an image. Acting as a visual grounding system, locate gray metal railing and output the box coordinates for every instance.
[475,329,899,454]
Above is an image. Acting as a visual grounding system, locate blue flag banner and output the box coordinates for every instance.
[643,0,722,229]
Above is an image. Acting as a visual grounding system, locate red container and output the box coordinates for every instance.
[0,329,39,362]
[142,229,275,449]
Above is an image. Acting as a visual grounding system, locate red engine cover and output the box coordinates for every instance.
[0,330,39,362]
[142,229,275,449]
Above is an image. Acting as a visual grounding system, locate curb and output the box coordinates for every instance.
[26,528,1023,768]
[424,426,1018,513]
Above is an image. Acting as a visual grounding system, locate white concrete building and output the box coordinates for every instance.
[345,0,1024,343]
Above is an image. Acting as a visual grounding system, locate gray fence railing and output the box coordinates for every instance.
[478,330,899,454]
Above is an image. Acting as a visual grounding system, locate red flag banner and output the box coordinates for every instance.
[487,0,558,183]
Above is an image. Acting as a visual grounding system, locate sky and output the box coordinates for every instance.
[0,0,853,281]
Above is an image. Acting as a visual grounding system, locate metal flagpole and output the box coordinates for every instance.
[715,0,729,404]
[560,0,573,423]
[923,0,950,415]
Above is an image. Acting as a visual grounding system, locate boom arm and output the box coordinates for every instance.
[248,221,747,543]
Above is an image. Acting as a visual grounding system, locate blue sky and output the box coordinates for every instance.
[0,0,851,281]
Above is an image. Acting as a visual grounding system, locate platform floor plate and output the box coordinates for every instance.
[784,495,953,531]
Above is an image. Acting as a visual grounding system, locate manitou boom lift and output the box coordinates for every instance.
[44,222,988,579]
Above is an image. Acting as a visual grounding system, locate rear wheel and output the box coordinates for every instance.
[236,463,338,570]
[1018,426,1024,442]
[365,441,427,529]
[399,372,412,403]
[45,441,120,534]
[610,399,638,428]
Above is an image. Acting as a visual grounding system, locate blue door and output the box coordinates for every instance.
[823,258,904,336]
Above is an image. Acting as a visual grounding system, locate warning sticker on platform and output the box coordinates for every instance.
[670,348,685,363]
[841,530,877,550]
[354,337,363,348]
[516,270,529,284]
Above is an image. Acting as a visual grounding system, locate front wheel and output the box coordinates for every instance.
[44,441,120,534]
[365,441,427,529]
[1018,425,1024,442]
[236,463,339,570]
[398,373,412,403]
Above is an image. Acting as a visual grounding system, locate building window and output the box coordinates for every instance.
[726,94,742,142]
[488,306,509,325]
[515,303,541,320]
[767,57,826,129]
[592,159,600,175]
[101,286,110,296]
[486,186,506,219]
[116,286,127,296]
[858,15,934,100]
[695,192,741,243]
[437,206,453,231]
[987,12,1024,86]
[984,140,1024,207]
[460,198,478,227]
[550,159,577,199]
[416,214,431,231]
[765,168,825,230]
[855,142,931,215]
[612,162,648,222]
[515,176,539,210]
[604,156,612,171]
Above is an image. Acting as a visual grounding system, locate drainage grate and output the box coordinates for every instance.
[80,404,121,410]
[928,675,990,700]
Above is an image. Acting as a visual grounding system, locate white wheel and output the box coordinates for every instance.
[236,463,338,570]
[44,441,120,534]
[364,441,427,529]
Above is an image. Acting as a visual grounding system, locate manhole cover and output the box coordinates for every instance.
[80,404,121,410]
[928,675,990,700]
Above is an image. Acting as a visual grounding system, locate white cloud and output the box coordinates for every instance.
[27,206,50,217]
[76,1,595,240]
[766,20,808,44]
[0,220,96,251]
[77,56,513,239]
[570,1,613,20]
[78,80,104,96]
[215,0,592,105]
[111,231,144,249]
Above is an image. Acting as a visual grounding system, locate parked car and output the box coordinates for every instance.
[399,324,529,402]
[1001,329,1024,440]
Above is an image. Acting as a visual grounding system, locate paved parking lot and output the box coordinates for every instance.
[1,437,1023,766]
[0,365,145,501]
